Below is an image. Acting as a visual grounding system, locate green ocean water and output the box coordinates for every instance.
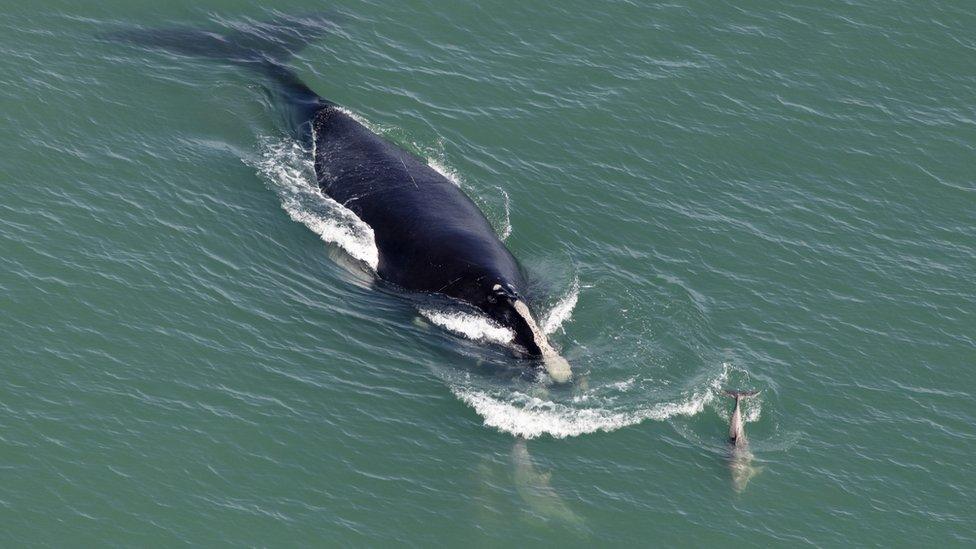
[2,1,974,545]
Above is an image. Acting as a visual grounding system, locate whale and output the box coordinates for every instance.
[106,14,572,382]
[308,99,570,382]
[723,389,762,492]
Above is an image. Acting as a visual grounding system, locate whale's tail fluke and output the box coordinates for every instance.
[100,12,339,139]
[723,389,760,400]
[101,12,339,66]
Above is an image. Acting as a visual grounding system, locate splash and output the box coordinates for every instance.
[742,394,763,423]
[541,277,579,335]
[419,308,514,345]
[335,106,389,136]
[427,157,463,187]
[718,362,764,423]
[252,137,379,270]
[453,365,729,439]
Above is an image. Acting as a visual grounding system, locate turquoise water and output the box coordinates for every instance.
[2,1,974,545]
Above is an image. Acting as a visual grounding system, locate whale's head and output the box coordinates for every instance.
[479,283,539,352]
[480,282,572,383]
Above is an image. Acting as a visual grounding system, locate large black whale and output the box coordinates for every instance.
[109,15,572,381]
[310,92,571,381]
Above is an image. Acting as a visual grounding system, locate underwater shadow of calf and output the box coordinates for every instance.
[511,438,584,527]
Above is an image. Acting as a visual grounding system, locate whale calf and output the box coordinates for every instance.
[107,15,571,382]
[723,389,761,492]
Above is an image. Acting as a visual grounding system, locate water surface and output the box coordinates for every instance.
[2,1,973,545]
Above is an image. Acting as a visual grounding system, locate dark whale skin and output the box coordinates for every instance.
[311,106,529,322]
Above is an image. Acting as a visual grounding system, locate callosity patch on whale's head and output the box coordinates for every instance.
[485,283,529,332]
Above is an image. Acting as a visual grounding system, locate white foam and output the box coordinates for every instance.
[427,157,463,187]
[455,365,730,439]
[608,376,637,392]
[743,396,763,423]
[541,277,580,335]
[720,362,763,423]
[455,383,717,439]
[336,106,388,136]
[253,138,379,270]
[419,308,514,345]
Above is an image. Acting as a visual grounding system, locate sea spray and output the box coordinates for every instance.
[419,308,514,345]
[453,365,730,439]
[252,137,379,270]
[541,277,580,335]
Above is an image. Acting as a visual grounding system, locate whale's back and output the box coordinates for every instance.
[311,107,524,296]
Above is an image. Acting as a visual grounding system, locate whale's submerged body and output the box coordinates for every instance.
[108,15,571,381]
